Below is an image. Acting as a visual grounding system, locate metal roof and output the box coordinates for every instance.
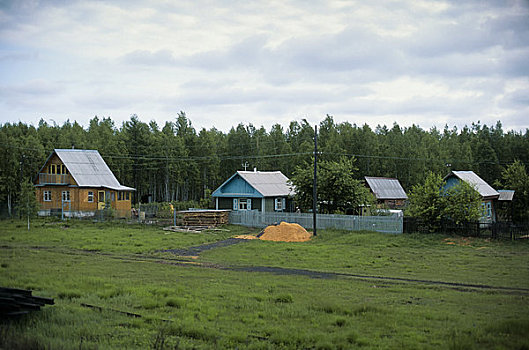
[237,171,294,197]
[365,177,408,200]
[54,149,135,191]
[497,190,515,201]
[212,170,294,198]
[445,171,499,199]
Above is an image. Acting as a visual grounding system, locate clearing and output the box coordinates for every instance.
[0,219,528,349]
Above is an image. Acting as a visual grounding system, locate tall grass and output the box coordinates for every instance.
[1,219,528,349]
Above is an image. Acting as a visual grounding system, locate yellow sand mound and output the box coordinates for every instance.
[258,222,312,242]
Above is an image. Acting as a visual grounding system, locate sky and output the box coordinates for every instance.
[1,0,528,133]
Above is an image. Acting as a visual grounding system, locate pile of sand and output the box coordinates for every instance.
[257,222,312,242]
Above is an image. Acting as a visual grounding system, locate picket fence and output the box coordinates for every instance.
[229,210,403,234]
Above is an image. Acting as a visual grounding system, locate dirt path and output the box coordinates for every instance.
[3,243,529,295]
[158,237,244,256]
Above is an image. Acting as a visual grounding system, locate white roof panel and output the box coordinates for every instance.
[237,171,294,197]
[55,149,134,191]
[448,171,499,198]
[365,177,408,200]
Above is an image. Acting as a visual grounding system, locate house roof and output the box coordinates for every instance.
[365,177,408,200]
[41,149,134,191]
[444,171,499,199]
[497,190,515,201]
[212,170,293,198]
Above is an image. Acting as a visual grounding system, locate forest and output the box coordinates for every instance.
[1,112,528,214]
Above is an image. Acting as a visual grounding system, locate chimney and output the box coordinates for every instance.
[254,167,257,172]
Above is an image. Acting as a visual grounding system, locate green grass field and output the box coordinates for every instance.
[1,218,528,349]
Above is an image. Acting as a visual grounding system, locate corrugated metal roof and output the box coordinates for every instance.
[54,149,135,191]
[497,190,515,201]
[237,171,294,197]
[446,171,499,199]
[365,177,408,200]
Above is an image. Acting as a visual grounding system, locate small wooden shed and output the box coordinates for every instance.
[365,176,408,209]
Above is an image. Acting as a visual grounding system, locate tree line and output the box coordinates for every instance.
[1,112,528,218]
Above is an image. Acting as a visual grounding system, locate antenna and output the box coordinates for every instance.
[242,161,249,171]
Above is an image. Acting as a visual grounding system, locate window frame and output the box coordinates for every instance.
[275,197,284,211]
[43,190,52,202]
[239,198,248,210]
[88,191,94,203]
[62,190,70,202]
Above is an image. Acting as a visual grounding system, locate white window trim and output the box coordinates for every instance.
[43,191,51,202]
[88,191,94,203]
[239,198,248,211]
[62,190,70,202]
[275,197,284,211]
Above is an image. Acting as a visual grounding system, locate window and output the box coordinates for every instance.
[486,202,492,218]
[61,165,67,175]
[239,198,248,210]
[88,191,94,203]
[125,192,130,200]
[62,191,70,202]
[43,191,51,202]
[111,192,115,202]
[275,198,285,211]
[50,164,57,174]
[481,202,493,218]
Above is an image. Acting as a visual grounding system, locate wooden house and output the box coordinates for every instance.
[365,176,408,209]
[211,170,295,213]
[443,171,499,223]
[34,149,135,218]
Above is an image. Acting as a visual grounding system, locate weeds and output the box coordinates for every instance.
[0,220,528,349]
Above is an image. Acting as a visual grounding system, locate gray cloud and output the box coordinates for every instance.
[0,0,528,132]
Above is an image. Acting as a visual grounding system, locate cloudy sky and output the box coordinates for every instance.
[1,0,528,132]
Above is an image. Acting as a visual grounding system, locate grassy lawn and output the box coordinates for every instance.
[1,218,528,349]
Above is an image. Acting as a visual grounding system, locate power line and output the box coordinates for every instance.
[0,141,527,167]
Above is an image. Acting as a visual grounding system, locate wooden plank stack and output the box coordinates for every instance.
[176,210,230,227]
[0,287,54,317]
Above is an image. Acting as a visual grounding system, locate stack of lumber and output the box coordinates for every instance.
[163,226,230,234]
[176,210,230,227]
[0,287,54,317]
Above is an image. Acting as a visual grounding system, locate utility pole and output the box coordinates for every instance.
[313,125,318,236]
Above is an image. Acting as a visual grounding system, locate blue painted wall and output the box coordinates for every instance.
[442,175,496,223]
[213,174,263,198]
[443,176,461,191]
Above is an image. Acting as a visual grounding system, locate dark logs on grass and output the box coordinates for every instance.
[0,287,54,317]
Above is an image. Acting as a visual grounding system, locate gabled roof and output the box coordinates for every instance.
[212,171,293,198]
[40,149,134,191]
[444,171,498,199]
[365,177,408,200]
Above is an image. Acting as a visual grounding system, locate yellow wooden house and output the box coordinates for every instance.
[34,149,135,218]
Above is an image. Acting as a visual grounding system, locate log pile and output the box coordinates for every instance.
[176,210,230,227]
[0,287,54,317]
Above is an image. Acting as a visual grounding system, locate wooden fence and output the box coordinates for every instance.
[229,210,403,234]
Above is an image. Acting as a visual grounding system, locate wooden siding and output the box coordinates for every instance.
[37,154,75,186]
[35,151,133,218]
